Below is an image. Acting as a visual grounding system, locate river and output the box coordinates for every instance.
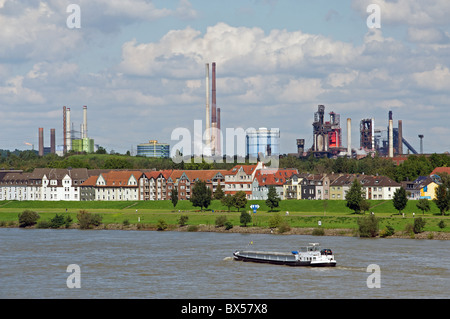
[1,228,449,299]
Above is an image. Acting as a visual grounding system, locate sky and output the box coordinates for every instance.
[1,0,450,156]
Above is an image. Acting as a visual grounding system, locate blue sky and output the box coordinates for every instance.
[1,0,450,155]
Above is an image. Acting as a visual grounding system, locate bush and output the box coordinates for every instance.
[36,220,51,229]
[50,214,66,229]
[312,228,325,236]
[438,220,446,229]
[357,214,379,238]
[413,217,426,234]
[65,215,73,228]
[380,225,395,237]
[278,221,291,234]
[178,215,189,226]
[215,215,227,227]
[224,221,233,230]
[240,212,251,227]
[18,210,40,227]
[77,210,103,229]
[122,219,130,226]
[156,219,168,231]
[187,225,198,232]
[268,214,283,228]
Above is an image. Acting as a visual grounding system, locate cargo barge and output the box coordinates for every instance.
[233,243,336,267]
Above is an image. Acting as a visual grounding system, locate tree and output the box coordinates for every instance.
[214,182,225,200]
[221,194,235,212]
[190,180,212,211]
[240,211,252,227]
[434,185,450,216]
[233,191,248,212]
[171,186,178,208]
[393,187,408,215]
[265,186,281,211]
[346,179,364,214]
[18,210,40,227]
[416,198,430,215]
[360,200,370,214]
[77,210,102,229]
[413,217,426,234]
[357,214,379,237]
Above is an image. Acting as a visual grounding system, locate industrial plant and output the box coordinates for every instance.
[294,104,423,159]
[62,105,95,154]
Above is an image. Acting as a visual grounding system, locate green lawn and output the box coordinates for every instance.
[1,199,449,233]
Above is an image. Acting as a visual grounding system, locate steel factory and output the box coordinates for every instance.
[293,104,423,159]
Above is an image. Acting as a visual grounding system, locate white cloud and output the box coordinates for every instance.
[412,64,450,91]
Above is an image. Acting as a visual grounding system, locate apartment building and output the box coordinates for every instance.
[224,163,264,199]
[252,168,298,200]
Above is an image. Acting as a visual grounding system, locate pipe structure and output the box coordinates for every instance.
[389,119,394,157]
[398,120,403,155]
[38,128,44,156]
[347,118,351,155]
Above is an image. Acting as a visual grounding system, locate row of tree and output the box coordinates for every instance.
[171,180,282,212]
[345,175,450,215]
[2,149,449,183]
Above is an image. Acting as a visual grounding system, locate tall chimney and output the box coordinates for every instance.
[211,62,216,124]
[38,128,44,156]
[50,128,55,154]
[205,64,210,151]
[217,107,221,156]
[347,118,351,155]
[211,62,217,155]
[83,105,88,139]
[66,107,71,152]
[398,120,403,155]
[63,106,67,154]
[389,119,394,158]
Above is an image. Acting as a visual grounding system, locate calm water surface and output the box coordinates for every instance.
[1,228,449,299]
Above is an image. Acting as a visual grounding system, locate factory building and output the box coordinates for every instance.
[310,105,345,158]
[137,140,170,158]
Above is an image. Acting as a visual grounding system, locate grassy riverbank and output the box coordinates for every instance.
[1,200,449,238]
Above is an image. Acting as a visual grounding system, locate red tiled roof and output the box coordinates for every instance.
[431,167,450,176]
[254,169,298,186]
[98,171,142,187]
[226,165,258,176]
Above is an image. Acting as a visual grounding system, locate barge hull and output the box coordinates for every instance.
[233,253,336,267]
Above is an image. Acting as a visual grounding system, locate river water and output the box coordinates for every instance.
[1,228,449,299]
